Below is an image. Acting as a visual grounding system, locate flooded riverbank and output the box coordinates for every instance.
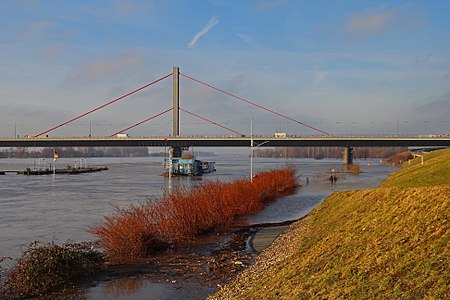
[0,156,395,298]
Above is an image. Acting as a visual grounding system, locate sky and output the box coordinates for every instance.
[1,0,450,138]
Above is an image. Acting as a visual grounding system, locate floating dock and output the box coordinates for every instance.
[17,166,108,175]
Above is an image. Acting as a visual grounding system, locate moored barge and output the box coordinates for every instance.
[18,166,108,175]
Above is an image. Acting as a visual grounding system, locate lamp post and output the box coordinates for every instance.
[250,118,269,182]
[168,146,173,179]
[53,149,58,177]
[250,118,253,181]
[331,169,335,190]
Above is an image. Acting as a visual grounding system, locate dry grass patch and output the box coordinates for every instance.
[212,150,450,299]
[382,148,450,188]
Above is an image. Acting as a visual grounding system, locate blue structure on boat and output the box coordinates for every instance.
[165,157,203,176]
[164,150,215,177]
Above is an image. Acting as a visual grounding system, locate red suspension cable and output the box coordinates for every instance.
[35,73,173,137]
[110,108,173,137]
[180,107,244,136]
[180,73,332,136]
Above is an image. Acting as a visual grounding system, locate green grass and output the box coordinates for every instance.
[212,149,450,299]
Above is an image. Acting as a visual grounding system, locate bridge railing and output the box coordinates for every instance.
[2,133,450,140]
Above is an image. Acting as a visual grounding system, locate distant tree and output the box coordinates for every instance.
[254,147,408,159]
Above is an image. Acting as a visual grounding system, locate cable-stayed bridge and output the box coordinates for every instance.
[1,67,449,163]
[1,135,450,148]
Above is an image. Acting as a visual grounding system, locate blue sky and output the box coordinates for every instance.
[1,0,450,137]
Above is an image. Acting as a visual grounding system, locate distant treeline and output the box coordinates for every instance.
[1,146,405,159]
[0,147,150,158]
[254,147,408,159]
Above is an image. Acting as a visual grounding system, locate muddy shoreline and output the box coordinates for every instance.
[41,219,301,300]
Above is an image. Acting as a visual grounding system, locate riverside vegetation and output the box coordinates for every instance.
[0,168,298,298]
[1,242,103,298]
[211,149,450,299]
[90,168,298,262]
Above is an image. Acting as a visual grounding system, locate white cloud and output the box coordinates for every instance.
[22,21,52,40]
[73,52,144,81]
[345,11,395,36]
[257,0,288,10]
[413,92,450,120]
[41,45,63,58]
[237,33,255,46]
[188,16,219,49]
[113,0,139,16]
[313,70,328,85]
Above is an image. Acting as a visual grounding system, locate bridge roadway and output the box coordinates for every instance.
[1,135,450,148]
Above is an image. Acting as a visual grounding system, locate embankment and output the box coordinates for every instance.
[211,149,450,299]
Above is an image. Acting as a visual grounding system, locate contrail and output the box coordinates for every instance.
[188,16,219,48]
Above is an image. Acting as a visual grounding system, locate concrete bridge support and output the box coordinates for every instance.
[343,147,353,165]
[172,66,180,137]
[170,66,182,157]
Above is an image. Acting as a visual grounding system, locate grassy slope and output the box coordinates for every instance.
[212,149,450,299]
[381,149,450,188]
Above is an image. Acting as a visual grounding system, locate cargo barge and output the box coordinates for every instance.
[18,166,108,175]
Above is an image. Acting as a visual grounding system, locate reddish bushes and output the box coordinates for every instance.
[90,168,298,262]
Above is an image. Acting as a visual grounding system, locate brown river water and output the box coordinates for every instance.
[0,154,395,299]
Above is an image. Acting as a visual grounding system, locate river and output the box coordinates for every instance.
[0,154,395,298]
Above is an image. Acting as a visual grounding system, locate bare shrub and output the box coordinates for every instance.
[90,168,298,262]
[2,241,103,298]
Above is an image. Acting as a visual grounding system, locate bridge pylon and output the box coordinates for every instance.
[173,66,180,137]
[171,66,182,157]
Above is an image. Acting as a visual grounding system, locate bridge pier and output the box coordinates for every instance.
[170,146,182,158]
[343,147,353,165]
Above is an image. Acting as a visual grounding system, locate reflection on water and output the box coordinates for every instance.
[0,155,395,299]
[103,277,144,298]
[85,273,217,300]
[88,278,201,300]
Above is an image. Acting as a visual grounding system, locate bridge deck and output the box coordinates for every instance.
[1,136,450,148]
